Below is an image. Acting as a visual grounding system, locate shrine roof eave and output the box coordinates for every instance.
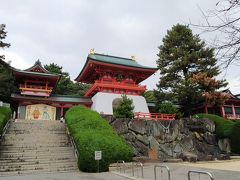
[13,69,61,79]
[11,93,92,104]
[75,56,157,82]
[88,53,158,70]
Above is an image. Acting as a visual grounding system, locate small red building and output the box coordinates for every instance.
[12,60,91,120]
[194,89,240,119]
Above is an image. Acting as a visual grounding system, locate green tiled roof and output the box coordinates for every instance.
[14,69,60,77]
[88,53,157,70]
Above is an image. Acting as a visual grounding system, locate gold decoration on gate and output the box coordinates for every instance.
[89,48,95,55]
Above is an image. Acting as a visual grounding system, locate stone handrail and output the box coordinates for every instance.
[66,127,79,158]
[0,119,11,140]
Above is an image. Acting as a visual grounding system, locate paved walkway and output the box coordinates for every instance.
[1,171,129,180]
[2,160,240,180]
[111,160,240,180]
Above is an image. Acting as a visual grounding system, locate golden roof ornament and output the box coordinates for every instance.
[89,48,95,55]
[131,56,136,61]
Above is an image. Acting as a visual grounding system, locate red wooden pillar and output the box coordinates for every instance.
[204,104,208,114]
[220,105,225,118]
[60,105,64,117]
[45,81,48,90]
[232,104,236,118]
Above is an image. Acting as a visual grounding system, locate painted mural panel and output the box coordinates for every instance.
[25,104,56,120]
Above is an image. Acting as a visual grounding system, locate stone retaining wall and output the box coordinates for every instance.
[103,115,230,162]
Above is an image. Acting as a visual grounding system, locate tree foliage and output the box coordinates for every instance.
[158,102,182,118]
[191,72,229,106]
[0,24,16,102]
[141,90,156,102]
[0,24,10,49]
[0,106,11,135]
[113,95,134,118]
[44,63,89,96]
[198,0,240,67]
[155,24,227,116]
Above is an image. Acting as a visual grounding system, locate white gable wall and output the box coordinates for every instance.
[91,92,149,115]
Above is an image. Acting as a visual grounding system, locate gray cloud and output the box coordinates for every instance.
[2,0,237,92]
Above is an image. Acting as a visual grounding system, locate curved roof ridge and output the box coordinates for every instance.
[24,59,50,74]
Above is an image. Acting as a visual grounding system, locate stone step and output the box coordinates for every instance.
[2,137,69,143]
[8,125,65,128]
[0,161,77,169]
[13,119,63,123]
[7,128,65,131]
[0,166,78,176]
[6,130,66,133]
[2,136,69,141]
[12,120,63,123]
[0,120,77,175]
[4,133,68,136]
[0,147,75,155]
[7,126,66,131]
[6,129,66,135]
[1,139,70,143]
[8,129,66,131]
[0,158,77,167]
[0,156,76,163]
[9,123,65,126]
[0,145,73,150]
[0,145,73,149]
[0,152,75,159]
[0,148,74,154]
[9,121,65,125]
[0,162,78,173]
[1,141,71,146]
[8,123,65,126]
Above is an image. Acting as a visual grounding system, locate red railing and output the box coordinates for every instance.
[134,112,176,121]
[20,84,53,91]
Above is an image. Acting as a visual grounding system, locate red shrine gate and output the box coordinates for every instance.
[75,51,160,116]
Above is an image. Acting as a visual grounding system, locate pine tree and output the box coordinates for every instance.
[113,95,134,118]
[155,24,227,116]
[0,24,15,102]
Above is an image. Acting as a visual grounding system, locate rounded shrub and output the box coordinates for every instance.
[65,106,133,172]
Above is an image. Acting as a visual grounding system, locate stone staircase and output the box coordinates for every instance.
[0,119,78,176]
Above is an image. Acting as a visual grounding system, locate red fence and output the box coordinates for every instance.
[134,112,176,121]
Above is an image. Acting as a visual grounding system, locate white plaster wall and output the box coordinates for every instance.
[91,92,149,115]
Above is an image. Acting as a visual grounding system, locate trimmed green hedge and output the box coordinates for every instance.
[0,106,11,135]
[195,113,240,153]
[65,106,133,172]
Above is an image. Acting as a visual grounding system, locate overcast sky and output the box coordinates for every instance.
[1,0,239,93]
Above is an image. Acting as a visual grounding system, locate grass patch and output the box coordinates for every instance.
[0,106,11,135]
[65,106,133,172]
[195,113,240,153]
